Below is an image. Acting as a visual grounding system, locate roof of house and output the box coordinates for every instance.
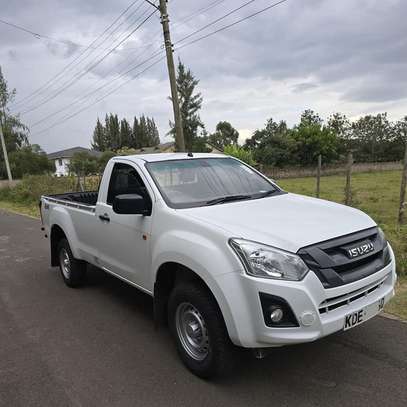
[47,147,102,160]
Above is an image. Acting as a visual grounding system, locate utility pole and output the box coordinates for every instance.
[157,0,185,152]
[0,110,13,183]
[398,142,407,225]
[316,154,321,198]
[344,151,353,206]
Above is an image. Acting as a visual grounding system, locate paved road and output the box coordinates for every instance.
[0,210,406,407]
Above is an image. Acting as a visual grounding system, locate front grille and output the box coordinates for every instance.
[318,274,388,314]
[298,227,391,288]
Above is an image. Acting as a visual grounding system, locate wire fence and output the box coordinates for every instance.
[261,160,403,180]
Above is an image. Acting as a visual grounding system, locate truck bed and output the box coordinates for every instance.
[43,191,98,206]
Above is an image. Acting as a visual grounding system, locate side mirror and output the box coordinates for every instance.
[113,194,151,215]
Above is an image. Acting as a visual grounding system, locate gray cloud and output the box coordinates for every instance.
[0,0,406,152]
[292,83,318,93]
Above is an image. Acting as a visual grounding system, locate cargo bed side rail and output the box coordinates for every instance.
[41,195,96,213]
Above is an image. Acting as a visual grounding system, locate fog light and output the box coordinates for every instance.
[269,306,284,323]
[259,293,299,327]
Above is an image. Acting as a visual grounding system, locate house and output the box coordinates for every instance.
[47,147,101,177]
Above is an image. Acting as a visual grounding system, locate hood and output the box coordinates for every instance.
[181,193,376,253]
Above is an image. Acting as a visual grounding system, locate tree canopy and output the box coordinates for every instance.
[169,59,206,152]
[0,66,51,179]
[208,121,239,150]
[92,113,160,152]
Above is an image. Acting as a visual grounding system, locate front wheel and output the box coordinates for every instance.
[168,282,235,378]
[57,238,86,288]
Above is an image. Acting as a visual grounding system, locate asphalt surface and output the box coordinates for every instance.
[0,210,406,407]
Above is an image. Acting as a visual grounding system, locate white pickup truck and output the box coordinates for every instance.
[40,153,397,378]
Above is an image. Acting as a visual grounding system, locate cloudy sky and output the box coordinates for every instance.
[1,0,406,153]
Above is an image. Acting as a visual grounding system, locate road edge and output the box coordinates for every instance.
[0,206,39,220]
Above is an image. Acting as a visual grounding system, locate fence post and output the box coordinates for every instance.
[316,154,322,198]
[398,142,407,225]
[345,151,353,206]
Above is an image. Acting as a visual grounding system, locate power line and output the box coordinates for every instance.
[19,7,157,116]
[175,0,289,51]
[0,17,136,51]
[32,55,165,137]
[31,48,165,128]
[173,0,228,29]
[175,0,259,45]
[13,0,147,111]
[29,1,226,130]
[11,0,144,109]
[29,0,289,136]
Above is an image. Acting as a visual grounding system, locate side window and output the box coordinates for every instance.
[107,163,149,205]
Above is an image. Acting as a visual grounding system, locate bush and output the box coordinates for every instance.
[8,146,55,178]
[223,145,256,166]
[0,175,100,204]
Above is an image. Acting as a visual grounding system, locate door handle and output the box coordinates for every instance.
[99,214,110,223]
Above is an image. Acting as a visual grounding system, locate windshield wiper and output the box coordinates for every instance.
[259,189,278,198]
[205,194,252,206]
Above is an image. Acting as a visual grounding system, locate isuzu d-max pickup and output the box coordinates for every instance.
[40,153,397,378]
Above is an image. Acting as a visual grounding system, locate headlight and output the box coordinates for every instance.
[229,239,309,281]
[378,227,387,243]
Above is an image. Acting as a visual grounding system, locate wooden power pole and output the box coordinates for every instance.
[316,154,321,198]
[158,0,185,152]
[398,142,407,225]
[345,151,353,206]
[0,112,13,183]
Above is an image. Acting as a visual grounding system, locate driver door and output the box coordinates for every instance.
[95,161,153,291]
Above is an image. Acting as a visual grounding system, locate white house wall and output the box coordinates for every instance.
[54,158,71,177]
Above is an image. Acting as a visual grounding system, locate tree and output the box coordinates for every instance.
[244,118,296,167]
[120,118,132,149]
[209,121,239,150]
[351,113,391,162]
[147,117,160,146]
[0,66,29,178]
[291,111,339,165]
[104,113,120,151]
[327,113,353,154]
[8,145,54,178]
[69,152,98,178]
[224,145,256,166]
[131,116,140,149]
[169,60,205,151]
[91,118,107,151]
[98,150,116,172]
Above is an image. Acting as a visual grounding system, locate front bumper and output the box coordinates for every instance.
[216,245,397,348]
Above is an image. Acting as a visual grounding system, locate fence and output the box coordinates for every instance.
[0,180,20,189]
[260,153,407,226]
[261,160,403,180]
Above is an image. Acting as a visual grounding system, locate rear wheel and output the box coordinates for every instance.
[168,282,235,379]
[57,238,86,287]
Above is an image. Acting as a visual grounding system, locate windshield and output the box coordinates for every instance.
[146,157,279,208]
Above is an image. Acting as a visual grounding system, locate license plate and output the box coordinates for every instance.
[343,297,385,331]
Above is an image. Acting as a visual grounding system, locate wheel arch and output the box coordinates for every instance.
[50,224,67,266]
[153,261,239,344]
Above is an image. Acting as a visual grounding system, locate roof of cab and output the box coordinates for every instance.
[114,152,227,163]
